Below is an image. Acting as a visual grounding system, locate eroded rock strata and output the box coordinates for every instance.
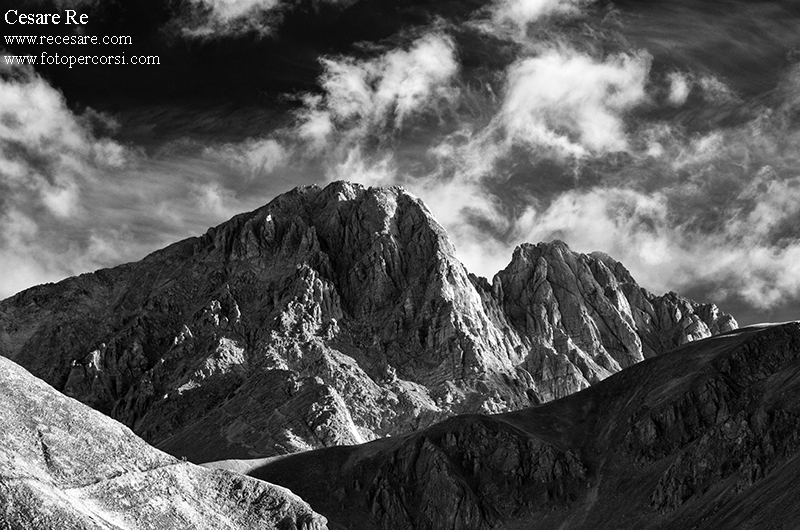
[0,181,735,461]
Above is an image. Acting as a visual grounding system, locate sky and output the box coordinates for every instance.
[2,0,800,325]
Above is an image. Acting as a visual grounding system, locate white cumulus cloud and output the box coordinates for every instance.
[499,47,651,155]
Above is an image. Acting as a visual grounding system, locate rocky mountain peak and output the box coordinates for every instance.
[0,181,736,462]
[488,238,737,400]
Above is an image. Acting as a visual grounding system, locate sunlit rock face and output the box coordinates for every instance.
[0,181,735,462]
[491,240,737,401]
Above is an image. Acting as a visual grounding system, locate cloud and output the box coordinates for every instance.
[203,138,289,177]
[296,33,460,148]
[0,63,145,297]
[0,63,125,217]
[616,0,800,96]
[177,0,283,37]
[481,0,594,43]
[0,62,310,300]
[492,0,586,29]
[191,181,239,217]
[176,0,359,38]
[657,71,736,109]
[326,148,397,187]
[666,71,690,106]
[498,47,651,155]
[191,0,281,21]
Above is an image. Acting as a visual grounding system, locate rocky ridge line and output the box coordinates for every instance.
[0,181,736,461]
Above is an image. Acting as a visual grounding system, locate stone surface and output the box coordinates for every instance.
[491,243,737,401]
[0,356,328,530]
[226,322,800,530]
[0,181,736,461]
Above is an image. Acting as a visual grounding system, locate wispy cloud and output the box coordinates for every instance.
[203,138,289,177]
[176,0,284,38]
[176,0,359,38]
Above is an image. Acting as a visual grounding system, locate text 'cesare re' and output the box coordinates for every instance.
[5,10,89,25]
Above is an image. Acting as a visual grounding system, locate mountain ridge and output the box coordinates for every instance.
[212,321,800,530]
[0,181,736,462]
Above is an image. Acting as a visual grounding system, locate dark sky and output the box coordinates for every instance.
[3,0,800,326]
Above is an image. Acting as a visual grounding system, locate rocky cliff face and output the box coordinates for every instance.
[0,181,736,462]
[231,322,800,530]
[490,243,736,401]
[0,356,328,530]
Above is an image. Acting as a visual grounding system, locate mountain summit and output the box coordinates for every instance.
[0,182,736,462]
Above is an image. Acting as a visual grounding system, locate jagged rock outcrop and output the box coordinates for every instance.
[487,242,737,401]
[0,181,736,461]
[227,322,800,530]
[0,356,328,530]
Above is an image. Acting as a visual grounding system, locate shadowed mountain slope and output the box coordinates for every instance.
[0,356,327,530]
[0,181,735,462]
[212,322,800,530]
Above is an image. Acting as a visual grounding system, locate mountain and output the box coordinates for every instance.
[0,181,736,462]
[211,322,800,530]
[0,355,327,530]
